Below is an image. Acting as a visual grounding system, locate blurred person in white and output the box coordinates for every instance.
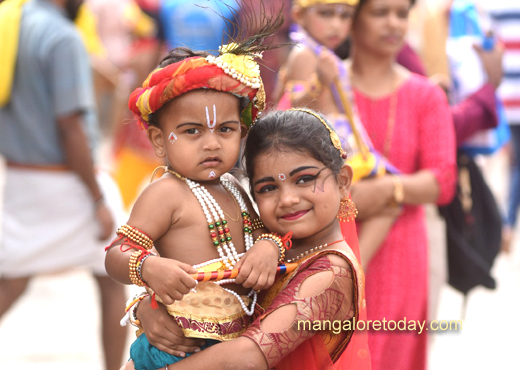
[0,0,127,369]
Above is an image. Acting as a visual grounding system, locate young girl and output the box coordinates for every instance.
[104,15,288,369]
[275,0,401,268]
[133,108,371,370]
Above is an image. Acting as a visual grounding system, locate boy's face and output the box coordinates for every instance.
[147,90,243,182]
[294,3,355,50]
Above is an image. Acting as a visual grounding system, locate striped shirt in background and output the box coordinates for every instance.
[483,1,520,124]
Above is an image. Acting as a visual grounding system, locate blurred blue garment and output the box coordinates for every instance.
[160,0,234,54]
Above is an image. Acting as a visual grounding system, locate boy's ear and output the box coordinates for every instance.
[240,123,249,138]
[338,164,353,198]
[147,126,166,158]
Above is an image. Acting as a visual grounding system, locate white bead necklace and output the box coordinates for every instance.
[163,168,256,314]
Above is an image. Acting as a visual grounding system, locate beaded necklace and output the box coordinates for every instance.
[164,168,257,315]
[286,239,345,263]
[164,168,253,268]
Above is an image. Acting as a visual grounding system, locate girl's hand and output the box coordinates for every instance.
[351,175,395,220]
[137,296,205,357]
[317,50,340,87]
[234,239,279,291]
[141,257,197,305]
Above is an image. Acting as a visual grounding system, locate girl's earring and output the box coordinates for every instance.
[336,196,358,222]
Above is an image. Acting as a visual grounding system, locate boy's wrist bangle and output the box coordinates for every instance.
[129,250,156,287]
[255,233,285,264]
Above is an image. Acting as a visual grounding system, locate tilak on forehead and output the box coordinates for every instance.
[128,43,266,131]
[294,0,359,6]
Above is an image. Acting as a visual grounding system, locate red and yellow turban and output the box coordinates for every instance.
[128,45,266,130]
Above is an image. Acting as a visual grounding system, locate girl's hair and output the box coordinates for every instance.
[244,110,346,196]
[147,47,249,127]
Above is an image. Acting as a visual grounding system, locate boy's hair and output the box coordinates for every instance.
[244,109,347,196]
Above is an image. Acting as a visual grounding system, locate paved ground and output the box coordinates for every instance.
[0,151,519,369]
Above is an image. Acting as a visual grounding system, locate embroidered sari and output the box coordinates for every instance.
[242,220,371,369]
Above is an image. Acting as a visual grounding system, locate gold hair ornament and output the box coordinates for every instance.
[289,108,348,159]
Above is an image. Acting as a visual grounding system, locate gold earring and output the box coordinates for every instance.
[336,197,358,222]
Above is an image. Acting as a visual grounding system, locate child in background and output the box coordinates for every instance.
[105,12,286,369]
[276,0,401,268]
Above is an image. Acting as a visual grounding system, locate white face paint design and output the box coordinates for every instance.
[205,105,217,133]
[168,132,177,144]
[278,173,286,182]
[209,170,216,179]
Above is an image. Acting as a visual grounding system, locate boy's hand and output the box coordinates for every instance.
[137,296,205,357]
[317,50,340,87]
[141,257,197,305]
[234,239,279,291]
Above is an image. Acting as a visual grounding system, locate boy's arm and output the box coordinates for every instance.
[228,177,280,290]
[282,47,339,109]
[105,179,197,305]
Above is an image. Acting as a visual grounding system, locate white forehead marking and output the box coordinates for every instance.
[206,105,217,133]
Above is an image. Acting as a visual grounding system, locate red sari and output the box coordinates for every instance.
[242,219,371,370]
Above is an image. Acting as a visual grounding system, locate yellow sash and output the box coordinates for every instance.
[0,0,30,107]
[0,0,105,107]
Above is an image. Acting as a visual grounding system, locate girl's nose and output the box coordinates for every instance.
[278,186,301,207]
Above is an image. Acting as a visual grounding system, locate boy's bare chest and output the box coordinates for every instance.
[157,185,250,265]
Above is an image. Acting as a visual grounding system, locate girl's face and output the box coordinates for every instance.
[352,0,410,57]
[294,3,355,50]
[251,149,351,240]
[147,90,244,182]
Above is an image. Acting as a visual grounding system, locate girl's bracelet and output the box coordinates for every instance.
[255,233,286,264]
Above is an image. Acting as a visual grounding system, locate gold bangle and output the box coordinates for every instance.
[390,175,404,206]
[251,218,265,231]
[117,224,154,250]
[255,233,286,264]
[129,250,147,287]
